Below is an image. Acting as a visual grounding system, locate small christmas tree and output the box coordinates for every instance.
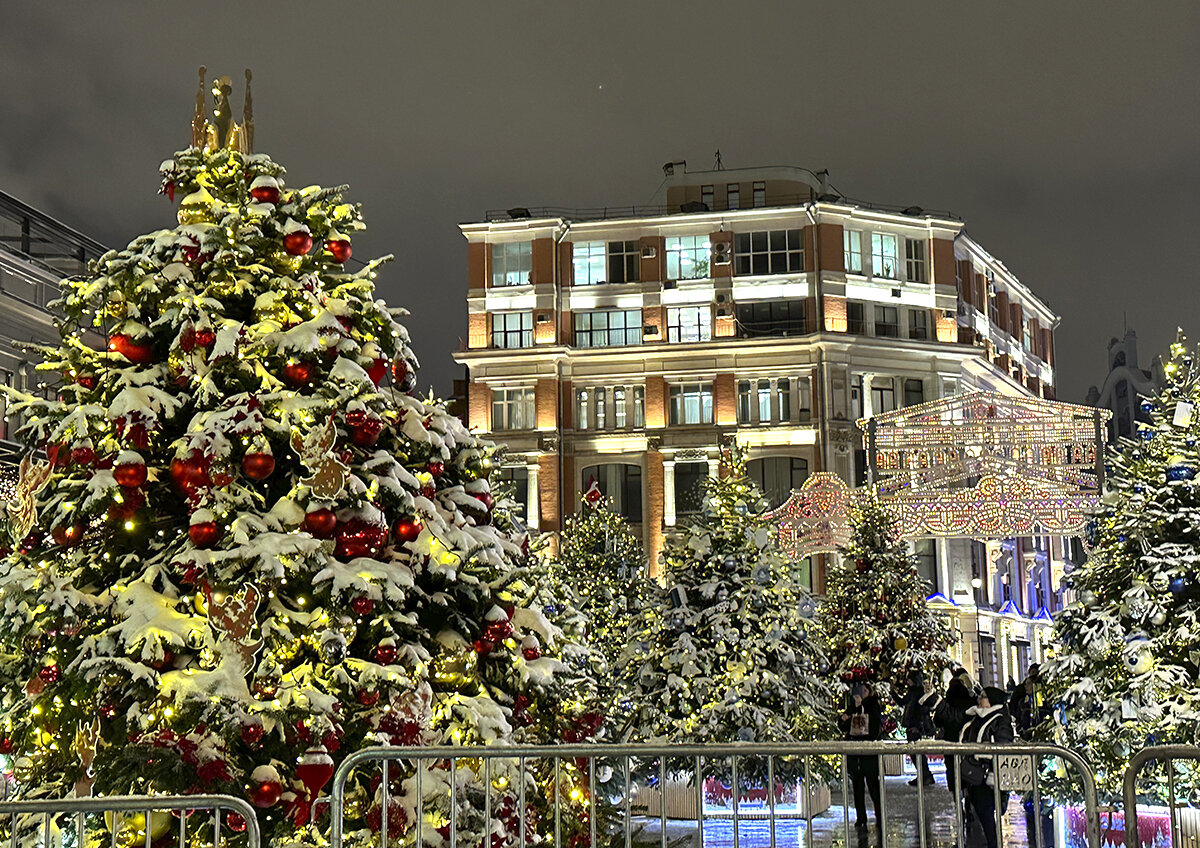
[1044,330,1200,793]
[0,71,600,846]
[629,449,834,767]
[821,491,953,704]
[547,484,656,730]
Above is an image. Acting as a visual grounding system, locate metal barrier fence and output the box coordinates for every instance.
[331,740,1099,848]
[1123,745,1200,848]
[0,794,260,848]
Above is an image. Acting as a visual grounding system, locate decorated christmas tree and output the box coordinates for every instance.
[1044,330,1200,792]
[821,491,953,704]
[628,449,834,767]
[547,484,656,731]
[0,70,602,845]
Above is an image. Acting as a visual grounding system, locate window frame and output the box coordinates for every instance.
[871,232,899,279]
[735,299,808,337]
[572,241,607,286]
[607,241,640,284]
[726,183,740,210]
[733,229,804,277]
[666,305,713,343]
[844,229,863,273]
[491,241,532,287]
[752,181,766,207]
[903,378,924,408]
[492,311,533,349]
[874,305,900,338]
[846,301,867,335]
[573,308,643,348]
[668,383,714,426]
[665,235,711,281]
[870,377,896,415]
[491,387,535,431]
[905,238,927,283]
[908,308,930,340]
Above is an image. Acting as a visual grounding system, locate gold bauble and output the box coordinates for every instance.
[893,636,909,651]
[12,757,34,781]
[167,348,188,379]
[432,645,477,691]
[106,292,127,318]
[177,189,216,226]
[105,811,172,847]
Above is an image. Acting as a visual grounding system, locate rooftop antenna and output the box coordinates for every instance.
[713,149,724,170]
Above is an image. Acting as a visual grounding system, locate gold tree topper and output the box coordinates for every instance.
[191,66,254,153]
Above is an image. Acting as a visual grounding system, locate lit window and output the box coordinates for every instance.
[908,309,930,340]
[667,306,712,343]
[614,387,628,428]
[795,377,812,421]
[871,233,899,279]
[1023,319,1034,351]
[905,239,927,283]
[757,379,771,422]
[492,312,533,349]
[491,242,532,286]
[738,380,752,423]
[632,386,645,427]
[727,183,740,209]
[844,230,863,273]
[874,305,899,338]
[595,387,606,430]
[574,309,642,348]
[734,230,803,276]
[576,389,589,430]
[870,378,896,414]
[572,241,606,285]
[665,235,710,280]
[491,388,535,431]
[752,181,766,207]
[668,383,714,425]
[607,241,640,284]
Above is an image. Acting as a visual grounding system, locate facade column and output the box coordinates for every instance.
[526,461,540,530]
[707,456,720,479]
[645,450,665,579]
[861,372,875,419]
[663,459,677,527]
[936,536,953,598]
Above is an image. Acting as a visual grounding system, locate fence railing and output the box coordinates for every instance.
[0,794,260,848]
[330,740,1099,848]
[1122,745,1200,848]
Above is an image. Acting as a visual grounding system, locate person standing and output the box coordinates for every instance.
[934,668,976,793]
[839,681,883,831]
[1009,664,1041,738]
[899,668,939,786]
[958,686,1016,848]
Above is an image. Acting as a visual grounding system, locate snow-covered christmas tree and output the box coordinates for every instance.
[821,491,953,703]
[0,70,601,845]
[629,449,834,768]
[1044,330,1200,792]
[547,484,656,730]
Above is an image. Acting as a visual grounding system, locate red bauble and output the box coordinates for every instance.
[350,419,383,448]
[108,334,154,365]
[474,639,494,656]
[523,647,540,661]
[77,374,97,390]
[52,523,85,547]
[249,185,280,205]
[484,619,513,643]
[39,664,60,684]
[295,748,334,799]
[303,508,338,538]
[283,231,314,256]
[189,521,221,549]
[366,358,387,386]
[373,643,399,665]
[170,455,211,493]
[282,360,314,388]
[113,462,147,488]
[584,486,603,505]
[46,443,70,468]
[194,329,216,348]
[426,460,444,478]
[474,491,494,510]
[250,779,282,808]
[71,446,96,467]
[334,518,389,560]
[393,518,421,544]
[357,689,380,706]
[240,722,264,746]
[226,814,247,834]
[242,452,275,480]
[149,649,175,671]
[351,596,375,616]
[325,239,352,263]
[0,738,12,754]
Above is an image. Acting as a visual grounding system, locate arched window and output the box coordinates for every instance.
[747,456,809,509]
[580,463,642,521]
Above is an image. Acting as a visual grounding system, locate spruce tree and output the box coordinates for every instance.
[629,450,834,766]
[821,492,953,704]
[1045,330,1200,792]
[0,79,599,846]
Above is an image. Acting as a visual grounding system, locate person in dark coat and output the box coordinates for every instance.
[899,668,939,786]
[838,681,883,830]
[958,686,1016,848]
[1008,664,1041,738]
[934,668,976,793]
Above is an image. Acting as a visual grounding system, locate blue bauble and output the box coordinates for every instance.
[1170,577,1187,594]
[1142,400,1156,414]
[1167,464,1197,482]
[1141,429,1155,441]
[1188,437,1198,448]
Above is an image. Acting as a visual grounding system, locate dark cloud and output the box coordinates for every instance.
[2,1,1198,398]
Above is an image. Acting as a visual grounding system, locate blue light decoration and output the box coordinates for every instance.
[1141,429,1155,441]
[1188,437,1197,448]
[1142,400,1156,414]
[1167,463,1197,482]
[926,591,958,606]
[1084,519,1100,547]
[1170,577,1187,594]
[797,598,817,619]
[999,600,1022,617]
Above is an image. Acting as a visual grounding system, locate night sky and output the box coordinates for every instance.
[2,3,1197,401]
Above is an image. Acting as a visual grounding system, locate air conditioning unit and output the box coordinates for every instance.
[712,242,731,264]
[663,280,677,290]
[641,245,657,259]
[536,314,551,324]
[716,306,730,317]
[643,325,658,337]
[716,294,727,304]
[891,288,902,298]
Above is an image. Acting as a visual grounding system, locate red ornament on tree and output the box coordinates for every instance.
[366,358,387,386]
[249,185,280,205]
[240,722,264,746]
[71,445,96,467]
[522,646,540,661]
[39,664,60,684]
[108,334,154,365]
[77,374,98,390]
[392,357,417,393]
[394,518,421,544]
[373,641,398,665]
[282,360,314,388]
[325,239,352,264]
[189,521,221,549]
[350,418,383,448]
[51,523,85,547]
[357,689,380,707]
[351,596,375,616]
[334,518,389,560]
[242,451,275,480]
[295,747,335,800]
[283,230,314,256]
[426,460,444,478]
[194,328,216,348]
[249,779,282,808]
[226,814,247,834]
[303,508,338,538]
[484,619,514,643]
[113,461,147,488]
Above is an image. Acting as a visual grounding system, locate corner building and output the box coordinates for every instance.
[455,166,1063,685]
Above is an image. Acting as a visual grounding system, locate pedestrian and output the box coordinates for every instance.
[899,668,939,786]
[1008,664,1041,739]
[934,667,976,793]
[958,686,1016,848]
[838,681,883,831]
